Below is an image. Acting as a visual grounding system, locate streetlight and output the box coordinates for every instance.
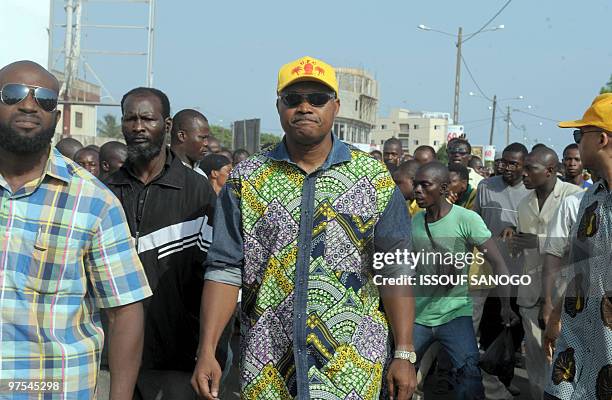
[418,24,504,125]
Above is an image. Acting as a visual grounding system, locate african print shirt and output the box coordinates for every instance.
[0,148,151,398]
[205,136,413,400]
[544,180,612,400]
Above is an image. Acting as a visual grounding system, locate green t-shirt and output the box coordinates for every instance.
[411,205,491,326]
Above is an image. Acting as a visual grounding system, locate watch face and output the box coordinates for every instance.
[409,352,417,363]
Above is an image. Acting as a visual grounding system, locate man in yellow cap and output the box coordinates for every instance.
[543,93,612,400]
[191,56,417,400]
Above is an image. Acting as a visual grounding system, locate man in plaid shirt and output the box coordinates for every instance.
[0,61,152,399]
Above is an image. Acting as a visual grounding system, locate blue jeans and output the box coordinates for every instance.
[414,316,485,400]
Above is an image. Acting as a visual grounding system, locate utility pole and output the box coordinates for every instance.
[453,27,463,125]
[61,0,75,138]
[488,95,497,145]
[505,105,511,147]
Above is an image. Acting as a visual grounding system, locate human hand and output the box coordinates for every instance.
[386,359,417,400]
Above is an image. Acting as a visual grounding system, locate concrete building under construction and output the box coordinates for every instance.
[333,68,378,149]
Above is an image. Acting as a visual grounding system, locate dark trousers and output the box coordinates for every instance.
[478,295,523,386]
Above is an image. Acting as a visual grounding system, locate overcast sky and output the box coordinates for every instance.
[36,0,612,151]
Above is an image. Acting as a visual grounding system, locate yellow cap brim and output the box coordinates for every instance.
[277,76,337,95]
[558,119,588,128]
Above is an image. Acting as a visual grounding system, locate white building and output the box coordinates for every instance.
[371,108,450,154]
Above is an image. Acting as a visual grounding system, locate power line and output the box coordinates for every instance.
[462,115,504,125]
[513,109,559,123]
[463,0,513,43]
[461,55,491,101]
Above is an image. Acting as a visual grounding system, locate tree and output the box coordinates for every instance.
[209,125,282,151]
[97,114,123,139]
[600,74,612,94]
[210,125,233,148]
[436,143,448,165]
[261,133,281,147]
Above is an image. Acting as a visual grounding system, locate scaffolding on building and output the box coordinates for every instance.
[48,0,156,136]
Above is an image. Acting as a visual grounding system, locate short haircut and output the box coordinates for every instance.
[503,142,528,157]
[563,143,579,157]
[200,154,231,176]
[73,147,99,159]
[99,141,127,162]
[121,87,171,119]
[370,149,382,157]
[393,160,420,180]
[417,161,450,184]
[55,137,83,158]
[414,145,436,158]
[448,163,469,181]
[529,146,559,167]
[383,137,403,149]
[531,143,547,151]
[171,109,208,139]
[233,148,250,158]
[447,138,471,153]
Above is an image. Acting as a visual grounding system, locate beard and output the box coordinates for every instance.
[0,121,56,154]
[126,134,165,164]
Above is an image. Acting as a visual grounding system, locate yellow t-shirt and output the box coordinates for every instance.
[408,200,423,216]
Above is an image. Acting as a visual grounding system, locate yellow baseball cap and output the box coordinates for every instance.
[277,56,338,95]
[558,93,612,131]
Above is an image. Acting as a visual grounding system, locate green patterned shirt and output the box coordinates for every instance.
[205,135,413,399]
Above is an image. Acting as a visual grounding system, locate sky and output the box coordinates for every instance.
[43,0,612,152]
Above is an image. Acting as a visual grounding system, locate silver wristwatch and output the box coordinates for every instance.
[394,349,417,364]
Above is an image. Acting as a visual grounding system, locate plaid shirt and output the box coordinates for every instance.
[0,148,152,399]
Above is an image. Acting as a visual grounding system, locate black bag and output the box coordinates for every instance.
[479,327,515,383]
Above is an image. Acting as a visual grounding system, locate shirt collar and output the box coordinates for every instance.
[46,147,73,184]
[592,179,610,194]
[267,133,351,170]
[458,184,473,206]
[107,147,184,188]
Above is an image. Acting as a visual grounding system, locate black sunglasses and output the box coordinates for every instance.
[0,83,59,112]
[278,92,335,108]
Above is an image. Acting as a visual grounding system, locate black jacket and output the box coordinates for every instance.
[105,148,215,370]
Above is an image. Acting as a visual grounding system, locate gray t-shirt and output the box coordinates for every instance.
[472,175,532,275]
[473,175,531,236]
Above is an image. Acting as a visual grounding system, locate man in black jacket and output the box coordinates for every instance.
[105,87,216,399]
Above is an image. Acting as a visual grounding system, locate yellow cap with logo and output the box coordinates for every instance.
[558,93,612,131]
[277,56,338,95]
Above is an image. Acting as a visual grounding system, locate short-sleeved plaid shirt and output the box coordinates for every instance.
[0,148,152,398]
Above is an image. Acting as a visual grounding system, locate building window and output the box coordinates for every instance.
[413,124,420,130]
[434,125,439,130]
[414,140,419,145]
[381,124,387,130]
[433,140,439,146]
[355,100,359,111]
[339,124,345,140]
[399,124,410,132]
[75,112,83,128]
[380,140,384,145]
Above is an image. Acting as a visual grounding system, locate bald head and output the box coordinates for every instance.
[413,161,450,208]
[528,146,559,168]
[0,61,62,155]
[523,146,560,190]
[55,137,84,159]
[171,109,209,142]
[99,140,127,178]
[416,161,450,185]
[0,61,59,91]
[393,160,420,180]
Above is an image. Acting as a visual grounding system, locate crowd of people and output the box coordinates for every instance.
[0,56,610,400]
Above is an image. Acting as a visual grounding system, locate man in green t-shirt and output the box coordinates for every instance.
[411,162,519,399]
